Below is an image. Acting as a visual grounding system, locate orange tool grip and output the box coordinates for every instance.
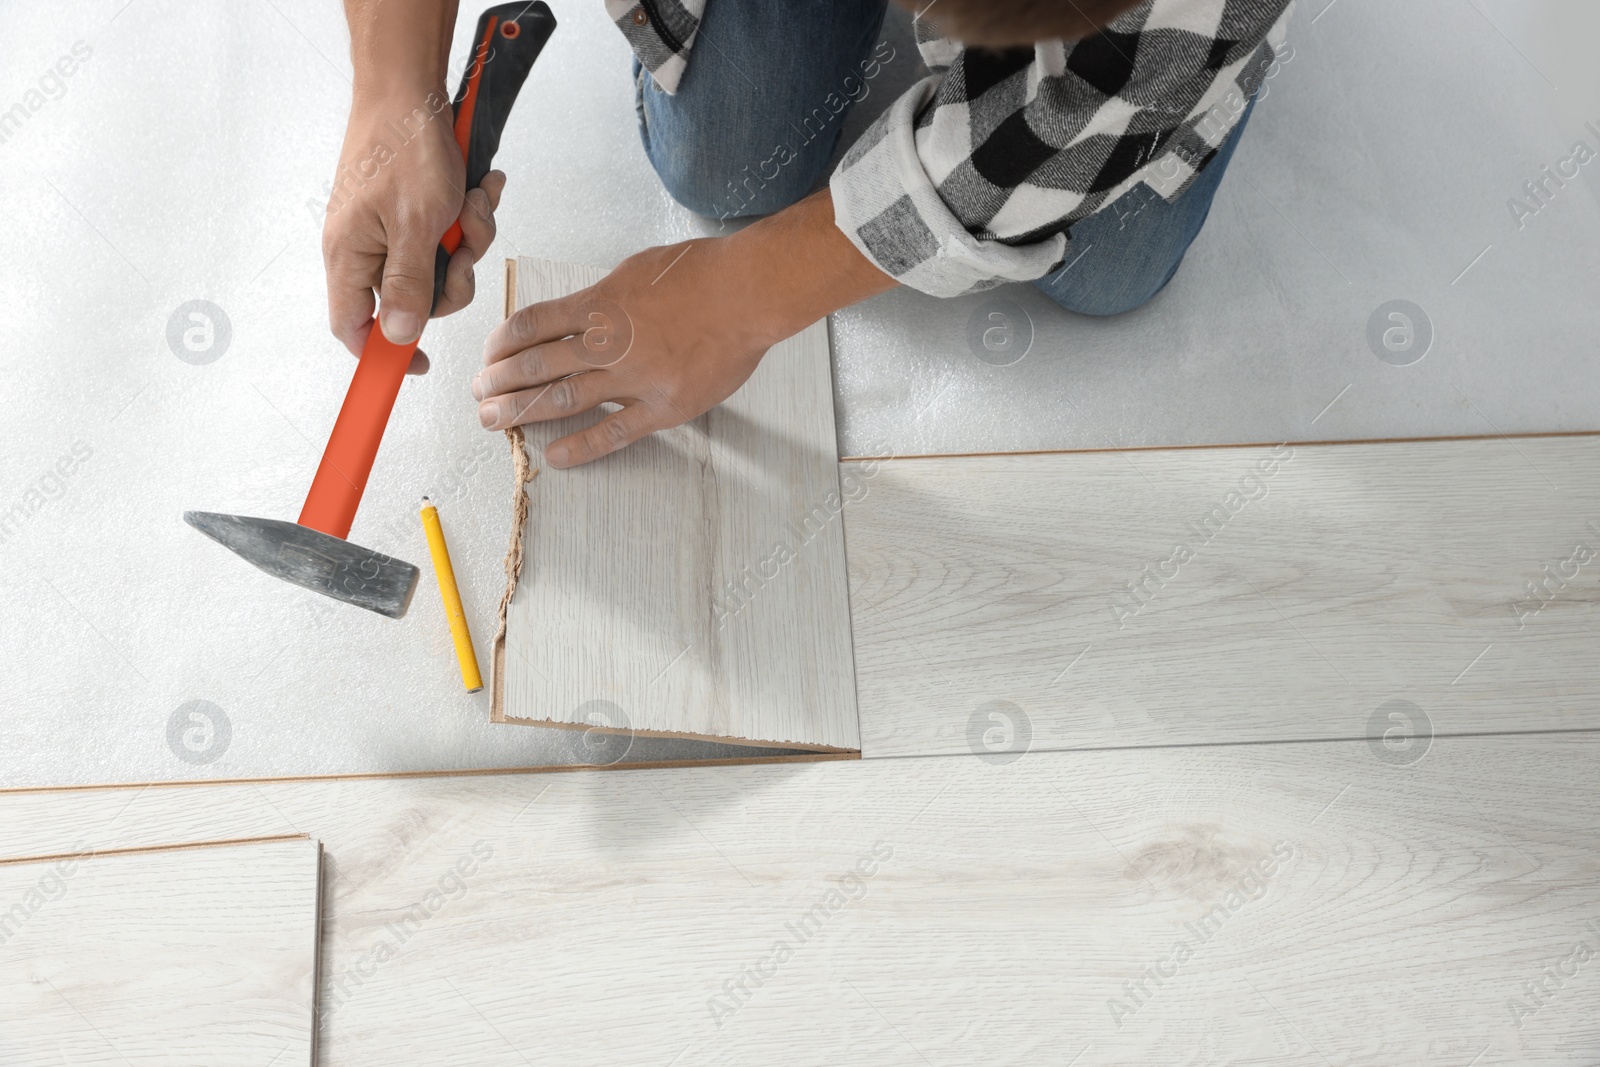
[297,323,418,539]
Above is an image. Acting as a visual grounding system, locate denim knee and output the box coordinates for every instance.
[1034,257,1184,317]
[635,60,839,220]
[1032,94,1257,317]
[649,139,823,220]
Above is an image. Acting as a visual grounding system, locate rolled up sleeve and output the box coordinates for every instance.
[830,77,1068,298]
[830,0,1293,298]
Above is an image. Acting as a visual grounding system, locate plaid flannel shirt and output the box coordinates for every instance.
[606,0,1294,297]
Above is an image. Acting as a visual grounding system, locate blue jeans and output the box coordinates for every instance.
[1033,96,1257,315]
[634,0,889,220]
[634,0,1257,316]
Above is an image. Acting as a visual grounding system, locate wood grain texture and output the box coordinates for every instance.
[500,258,859,751]
[0,836,321,1066]
[0,737,1595,1065]
[844,436,1600,758]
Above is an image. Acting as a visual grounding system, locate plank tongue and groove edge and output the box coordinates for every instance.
[493,258,861,753]
[0,834,322,1066]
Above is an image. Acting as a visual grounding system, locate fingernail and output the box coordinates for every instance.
[383,310,423,344]
[470,373,483,401]
[478,401,500,429]
[547,443,569,466]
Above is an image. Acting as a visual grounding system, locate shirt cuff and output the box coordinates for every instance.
[829,75,1068,298]
[606,0,702,95]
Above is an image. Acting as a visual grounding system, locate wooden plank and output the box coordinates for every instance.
[0,737,1594,1065]
[0,835,321,1065]
[844,436,1600,758]
[498,258,860,752]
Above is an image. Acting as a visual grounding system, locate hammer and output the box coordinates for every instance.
[187,3,555,619]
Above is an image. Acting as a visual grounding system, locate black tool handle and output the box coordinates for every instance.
[431,2,557,312]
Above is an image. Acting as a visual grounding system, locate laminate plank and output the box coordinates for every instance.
[843,436,1600,758]
[0,735,1595,1065]
[0,836,321,1066]
[499,258,859,751]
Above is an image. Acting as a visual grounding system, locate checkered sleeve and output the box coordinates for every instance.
[831,0,1294,297]
[605,0,706,94]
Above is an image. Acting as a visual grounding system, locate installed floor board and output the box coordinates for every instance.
[0,835,321,1066]
[1,736,1596,1065]
[499,258,859,751]
[844,435,1600,758]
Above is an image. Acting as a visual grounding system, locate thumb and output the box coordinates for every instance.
[377,225,440,345]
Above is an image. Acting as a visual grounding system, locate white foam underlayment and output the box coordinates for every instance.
[0,0,1596,785]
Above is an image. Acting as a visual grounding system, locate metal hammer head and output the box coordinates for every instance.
[184,511,419,619]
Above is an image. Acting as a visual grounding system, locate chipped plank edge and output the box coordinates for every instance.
[490,256,518,721]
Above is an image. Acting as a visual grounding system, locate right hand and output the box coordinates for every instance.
[321,94,504,373]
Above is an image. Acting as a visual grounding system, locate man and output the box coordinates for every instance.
[324,0,1291,467]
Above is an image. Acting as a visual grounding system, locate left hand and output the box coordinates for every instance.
[473,237,778,467]
[473,189,897,467]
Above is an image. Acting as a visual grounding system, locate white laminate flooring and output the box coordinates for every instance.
[0,836,322,1066]
[844,436,1600,758]
[500,259,859,751]
[1,736,1596,1065]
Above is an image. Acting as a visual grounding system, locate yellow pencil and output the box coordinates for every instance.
[419,496,483,693]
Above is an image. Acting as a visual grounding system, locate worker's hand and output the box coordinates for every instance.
[474,189,897,467]
[322,97,504,374]
[474,238,771,466]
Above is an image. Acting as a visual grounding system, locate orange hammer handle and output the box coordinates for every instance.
[298,4,555,539]
[297,322,425,539]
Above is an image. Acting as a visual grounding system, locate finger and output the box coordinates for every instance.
[334,322,430,374]
[434,246,477,319]
[473,336,594,401]
[483,295,593,367]
[340,316,373,361]
[457,187,497,261]
[324,244,380,357]
[478,370,619,431]
[480,170,506,212]
[376,218,443,345]
[545,401,660,468]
